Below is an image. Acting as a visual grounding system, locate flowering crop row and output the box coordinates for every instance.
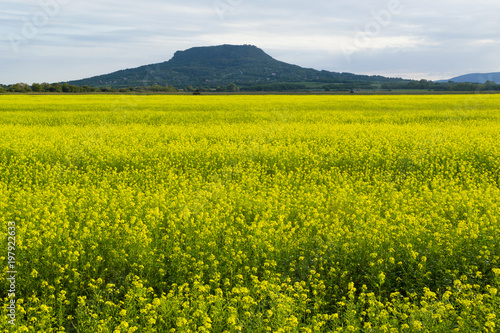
[0,94,499,332]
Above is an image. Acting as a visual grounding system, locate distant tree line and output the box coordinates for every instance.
[239,83,307,92]
[321,79,500,92]
[379,79,500,92]
[182,83,241,92]
[0,83,179,93]
[216,83,240,92]
[2,80,500,93]
[183,83,307,92]
[323,82,376,91]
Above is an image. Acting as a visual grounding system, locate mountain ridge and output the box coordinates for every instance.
[437,72,500,84]
[65,44,409,89]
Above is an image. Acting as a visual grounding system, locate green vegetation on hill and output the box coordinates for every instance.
[64,44,410,89]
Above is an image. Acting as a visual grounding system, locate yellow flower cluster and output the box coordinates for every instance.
[0,94,499,332]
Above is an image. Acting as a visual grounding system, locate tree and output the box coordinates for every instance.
[72,85,83,93]
[31,83,42,92]
[165,85,178,92]
[41,83,52,92]
[484,80,499,91]
[150,84,163,92]
[226,83,239,92]
[8,83,32,93]
[50,83,63,93]
[62,83,71,93]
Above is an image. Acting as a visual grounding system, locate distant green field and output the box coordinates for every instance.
[1,95,499,332]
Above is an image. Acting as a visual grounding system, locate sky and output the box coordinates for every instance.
[1,0,500,84]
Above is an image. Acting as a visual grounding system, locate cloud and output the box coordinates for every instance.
[1,0,500,83]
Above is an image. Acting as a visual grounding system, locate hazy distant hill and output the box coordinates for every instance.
[65,44,408,89]
[437,72,500,84]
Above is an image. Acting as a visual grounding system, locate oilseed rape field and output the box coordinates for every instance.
[1,94,500,332]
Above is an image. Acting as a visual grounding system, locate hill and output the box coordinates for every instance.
[437,72,500,84]
[65,44,409,89]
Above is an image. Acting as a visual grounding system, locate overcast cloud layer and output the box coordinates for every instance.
[1,0,500,84]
